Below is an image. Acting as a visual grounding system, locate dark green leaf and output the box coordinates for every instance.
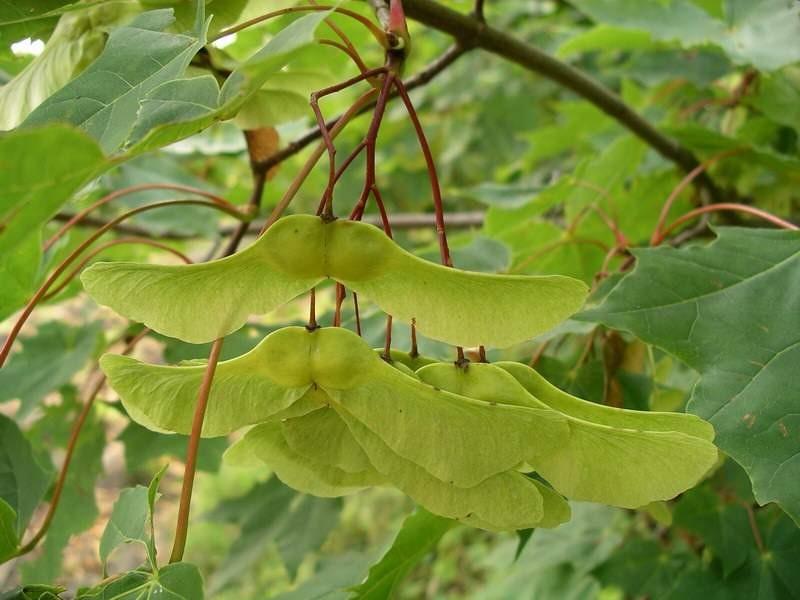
[23,8,205,153]
[351,508,456,599]
[580,227,800,523]
[0,322,102,418]
[0,414,51,549]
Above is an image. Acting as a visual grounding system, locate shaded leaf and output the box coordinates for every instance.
[579,227,800,523]
[0,322,102,418]
[351,508,455,599]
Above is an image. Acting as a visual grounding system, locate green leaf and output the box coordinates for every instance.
[83,215,588,347]
[579,227,800,523]
[76,562,204,599]
[99,470,164,570]
[0,125,105,261]
[23,8,205,154]
[207,478,341,592]
[0,6,131,129]
[21,394,104,582]
[0,232,39,322]
[119,420,226,473]
[0,583,66,600]
[0,322,102,418]
[126,11,329,154]
[672,487,751,576]
[416,362,717,508]
[573,0,800,70]
[0,415,51,549]
[452,181,542,208]
[351,508,455,599]
[751,71,800,135]
[0,498,20,563]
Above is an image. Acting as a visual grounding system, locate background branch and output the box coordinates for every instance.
[398,0,721,201]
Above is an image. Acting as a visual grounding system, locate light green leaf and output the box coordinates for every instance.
[351,508,455,599]
[76,562,204,599]
[83,215,588,347]
[0,5,136,130]
[0,125,105,260]
[23,8,205,153]
[0,322,102,418]
[751,71,800,134]
[579,227,800,522]
[126,11,329,154]
[0,414,51,542]
[557,25,653,57]
[416,362,718,508]
[573,0,800,70]
[496,361,713,438]
[99,485,151,567]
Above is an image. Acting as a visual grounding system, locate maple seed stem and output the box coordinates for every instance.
[260,90,379,235]
[392,77,453,267]
[170,337,225,564]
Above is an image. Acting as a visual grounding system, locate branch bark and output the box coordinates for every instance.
[399,0,721,200]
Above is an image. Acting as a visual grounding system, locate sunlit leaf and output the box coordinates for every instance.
[23,8,206,154]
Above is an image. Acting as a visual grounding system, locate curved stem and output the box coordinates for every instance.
[13,327,153,558]
[44,183,235,251]
[0,200,245,368]
[319,39,370,74]
[392,77,452,266]
[211,5,386,46]
[311,67,388,217]
[350,73,395,219]
[650,148,744,245]
[259,89,379,235]
[659,203,798,241]
[43,238,191,301]
[169,337,225,564]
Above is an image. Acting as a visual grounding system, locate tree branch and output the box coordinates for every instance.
[399,0,721,200]
[53,210,485,240]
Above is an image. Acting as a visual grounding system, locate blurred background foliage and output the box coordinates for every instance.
[0,0,798,598]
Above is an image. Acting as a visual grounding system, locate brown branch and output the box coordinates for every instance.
[53,210,485,240]
[399,0,721,201]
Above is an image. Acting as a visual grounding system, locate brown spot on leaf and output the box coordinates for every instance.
[743,413,756,428]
